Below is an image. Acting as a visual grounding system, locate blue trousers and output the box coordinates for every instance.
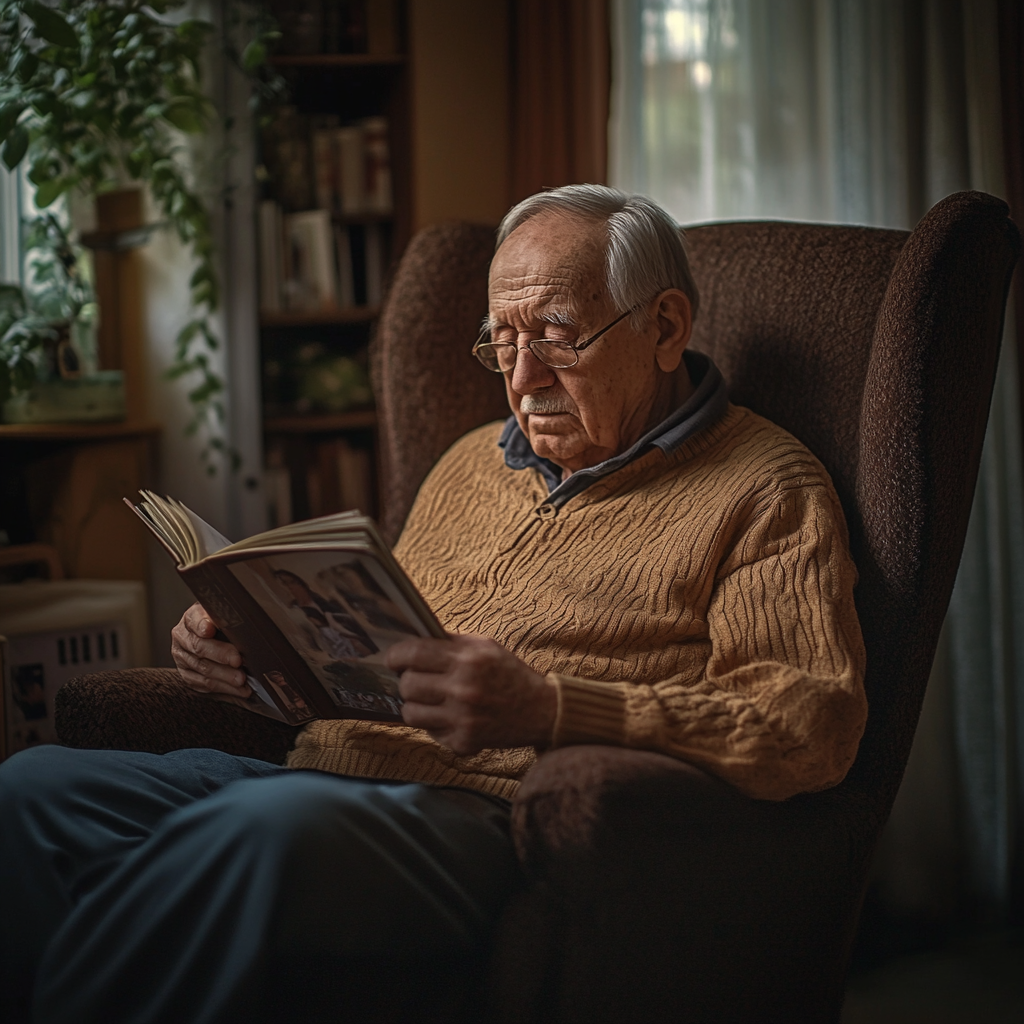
[0,745,520,1024]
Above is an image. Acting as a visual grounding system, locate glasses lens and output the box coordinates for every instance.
[532,340,578,368]
[474,343,517,372]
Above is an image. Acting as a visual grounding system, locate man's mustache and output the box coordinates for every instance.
[520,394,576,415]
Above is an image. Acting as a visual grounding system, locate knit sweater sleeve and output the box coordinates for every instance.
[546,479,868,802]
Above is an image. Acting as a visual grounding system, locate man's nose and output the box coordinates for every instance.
[510,344,557,394]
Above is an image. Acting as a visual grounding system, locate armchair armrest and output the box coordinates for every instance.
[492,746,859,1024]
[54,669,299,764]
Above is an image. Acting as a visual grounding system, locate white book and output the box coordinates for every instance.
[287,210,338,310]
[335,126,365,216]
[258,200,283,312]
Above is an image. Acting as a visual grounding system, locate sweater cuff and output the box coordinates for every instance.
[547,672,628,748]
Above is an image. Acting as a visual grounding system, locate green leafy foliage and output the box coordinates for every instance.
[0,0,282,470]
[0,213,91,405]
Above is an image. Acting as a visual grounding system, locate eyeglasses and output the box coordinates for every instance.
[472,307,635,373]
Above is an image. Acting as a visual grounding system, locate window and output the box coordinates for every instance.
[0,165,21,284]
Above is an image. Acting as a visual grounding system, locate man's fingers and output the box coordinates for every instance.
[183,602,217,638]
[177,663,250,696]
[400,700,453,734]
[397,671,447,705]
[172,644,246,687]
[188,634,242,668]
[384,638,455,673]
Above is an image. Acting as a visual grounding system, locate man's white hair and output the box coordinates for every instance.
[496,184,700,330]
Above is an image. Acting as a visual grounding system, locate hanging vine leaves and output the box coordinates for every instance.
[0,0,283,471]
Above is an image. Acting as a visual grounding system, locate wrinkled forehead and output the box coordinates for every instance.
[488,212,607,313]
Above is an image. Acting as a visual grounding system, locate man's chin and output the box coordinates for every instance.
[528,425,587,463]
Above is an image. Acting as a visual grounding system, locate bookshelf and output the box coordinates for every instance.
[258,2,409,529]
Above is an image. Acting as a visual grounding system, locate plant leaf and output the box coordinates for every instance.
[163,98,204,133]
[0,101,23,143]
[22,0,79,50]
[34,177,66,208]
[15,51,38,83]
[2,124,28,170]
[241,40,265,73]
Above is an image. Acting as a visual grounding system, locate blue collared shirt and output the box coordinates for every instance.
[497,350,729,508]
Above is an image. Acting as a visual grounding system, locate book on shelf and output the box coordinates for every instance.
[264,445,293,529]
[285,210,337,310]
[264,110,393,218]
[307,437,373,519]
[269,0,397,56]
[258,202,388,312]
[334,224,356,307]
[126,491,444,726]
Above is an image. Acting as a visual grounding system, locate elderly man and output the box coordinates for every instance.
[0,186,866,1024]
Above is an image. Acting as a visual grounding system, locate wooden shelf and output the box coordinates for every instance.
[270,54,406,68]
[0,420,160,441]
[333,212,394,225]
[264,409,378,433]
[260,306,381,328]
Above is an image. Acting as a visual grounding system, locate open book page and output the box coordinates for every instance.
[133,494,194,564]
[212,673,291,723]
[224,549,432,718]
[176,501,232,559]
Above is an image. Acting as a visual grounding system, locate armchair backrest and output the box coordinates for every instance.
[372,192,1019,825]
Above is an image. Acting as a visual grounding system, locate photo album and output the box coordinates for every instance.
[125,491,444,726]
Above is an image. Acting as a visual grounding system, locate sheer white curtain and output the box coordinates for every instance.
[0,166,21,285]
[610,0,1024,922]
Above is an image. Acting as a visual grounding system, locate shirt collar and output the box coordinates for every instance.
[498,350,729,505]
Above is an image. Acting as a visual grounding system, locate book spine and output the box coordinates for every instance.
[361,116,393,214]
[334,224,355,307]
[365,222,384,306]
[179,562,335,721]
[309,209,337,308]
[311,129,337,213]
[338,440,372,514]
[336,126,365,215]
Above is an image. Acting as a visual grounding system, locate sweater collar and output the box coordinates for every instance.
[498,350,729,506]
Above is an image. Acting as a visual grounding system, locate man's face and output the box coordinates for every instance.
[488,211,668,476]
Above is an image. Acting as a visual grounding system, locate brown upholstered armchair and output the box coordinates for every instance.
[56,191,1018,1022]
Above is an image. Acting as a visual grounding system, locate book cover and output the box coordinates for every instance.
[126,494,444,727]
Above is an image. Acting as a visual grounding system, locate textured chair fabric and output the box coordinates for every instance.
[55,669,298,764]
[54,191,1018,1022]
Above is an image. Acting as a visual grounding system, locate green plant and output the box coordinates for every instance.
[0,212,95,398]
[0,0,282,469]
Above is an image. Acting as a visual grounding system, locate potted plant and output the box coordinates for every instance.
[0,211,129,422]
[0,0,281,462]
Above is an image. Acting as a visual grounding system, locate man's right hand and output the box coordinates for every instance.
[171,602,250,696]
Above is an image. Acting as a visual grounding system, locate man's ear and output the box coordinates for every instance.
[652,289,692,373]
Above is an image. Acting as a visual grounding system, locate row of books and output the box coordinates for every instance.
[313,117,392,217]
[258,202,388,313]
[262,108,393,216]
[265,439,374,529]
[268,0,398,57]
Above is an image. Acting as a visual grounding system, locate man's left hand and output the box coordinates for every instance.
[384,635,557,754]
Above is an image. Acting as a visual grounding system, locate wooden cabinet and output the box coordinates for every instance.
[0,421,159,584]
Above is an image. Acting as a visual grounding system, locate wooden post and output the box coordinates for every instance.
[91,189,147,424]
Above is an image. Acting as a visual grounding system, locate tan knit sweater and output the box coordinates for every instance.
[288,404,868,801]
